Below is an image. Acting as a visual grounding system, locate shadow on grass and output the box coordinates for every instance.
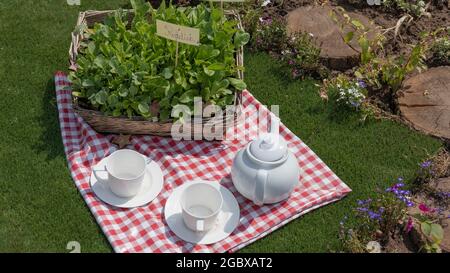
[33,78,114,252]
[31,78,66,161]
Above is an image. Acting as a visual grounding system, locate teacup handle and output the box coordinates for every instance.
[93,166,109,183]
[254,169,268,206]
[196,220,205,232]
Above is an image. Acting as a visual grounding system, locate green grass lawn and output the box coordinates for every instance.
[0,0,442,252]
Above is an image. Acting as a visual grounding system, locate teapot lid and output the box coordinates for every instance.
[249,116,287,162]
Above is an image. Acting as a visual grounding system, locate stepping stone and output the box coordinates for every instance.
[286,5,380,70]
[398,66,450,140]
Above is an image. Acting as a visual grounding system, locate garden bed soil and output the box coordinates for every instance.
[383,231,417,253]
[263,0,449,59]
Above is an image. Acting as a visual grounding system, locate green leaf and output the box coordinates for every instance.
[95,90,108,105]
[162,67,173,79]
[211,8,222,22]
[129,85,138,96]
[228,77,246,91]
[203,66,215,76]
[351,19,364,29]
[421,221,432,237]
[138,102,149,114]
[430,224,444,242]
[87,42,96,55]
[354,71,363,79]
[344,31,354,44]
[179,90,196,103]
[208,63,226,71]
[94,56,107,69]
[82,79,95,87]
[72,91,83,98]
[234,31,250,48]
[118,87,128,97]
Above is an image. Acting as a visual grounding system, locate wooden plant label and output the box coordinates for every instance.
[156,20,200,46]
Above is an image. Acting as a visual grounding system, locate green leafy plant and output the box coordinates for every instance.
[332,9,430,94]
[251,16,288,53]
[420,220,444,252]
[339,180,413,252]
[382,0,430,18]
[280,32,325,79]
[69,0,249,120]
[322,75,375,122]
[409,202,445,253]
[429,35,450,66]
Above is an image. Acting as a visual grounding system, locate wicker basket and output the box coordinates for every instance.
[69,9,244,137]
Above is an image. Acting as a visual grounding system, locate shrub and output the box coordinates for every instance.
[251,16,288,53]
[429,36,450,66]
[383,0,429,17]
[280,32,325,79]
[339,179,413,252]
[332,8,430,93]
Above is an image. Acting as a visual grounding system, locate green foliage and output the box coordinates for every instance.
[240,2,263,39]
[382,0,429,17]
[339,183,410,252]
[429,35,450,66]
[69,0,249,120]
[323,76,375,123]
[251,16,288,53]
[280,32,325,79]
[332,9,430,94]
[420,220,444,252]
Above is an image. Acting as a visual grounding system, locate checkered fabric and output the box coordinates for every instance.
[54,71,351,253]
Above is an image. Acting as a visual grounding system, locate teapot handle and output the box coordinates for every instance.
[254,169,268,206]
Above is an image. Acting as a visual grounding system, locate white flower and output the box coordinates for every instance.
[366,241,381,253]
[261,0,271,7]
[309,33,314,37]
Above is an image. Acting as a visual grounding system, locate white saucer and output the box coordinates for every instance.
[90,156,164,208]
[164,180,240,245]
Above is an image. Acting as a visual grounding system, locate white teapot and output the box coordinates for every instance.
[231,116,300,205]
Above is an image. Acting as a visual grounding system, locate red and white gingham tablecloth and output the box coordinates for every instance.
[54,72,351,253]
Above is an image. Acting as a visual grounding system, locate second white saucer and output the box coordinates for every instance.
[164,180,240,245]
[90,156,164,208]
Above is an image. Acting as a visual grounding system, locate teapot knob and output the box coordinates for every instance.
[260,135,275,149]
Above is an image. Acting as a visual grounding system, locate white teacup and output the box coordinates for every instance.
[181,183,223,232]
[94,149,147,198]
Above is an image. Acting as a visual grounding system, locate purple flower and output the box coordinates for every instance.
[368,210,381,220]
[357,80,367,88]
[420,161,432,168]
[357,207,369,212]
[288,59,295,66]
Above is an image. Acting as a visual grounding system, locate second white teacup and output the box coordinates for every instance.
[94,149,147,198]
[181,182,223,232]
